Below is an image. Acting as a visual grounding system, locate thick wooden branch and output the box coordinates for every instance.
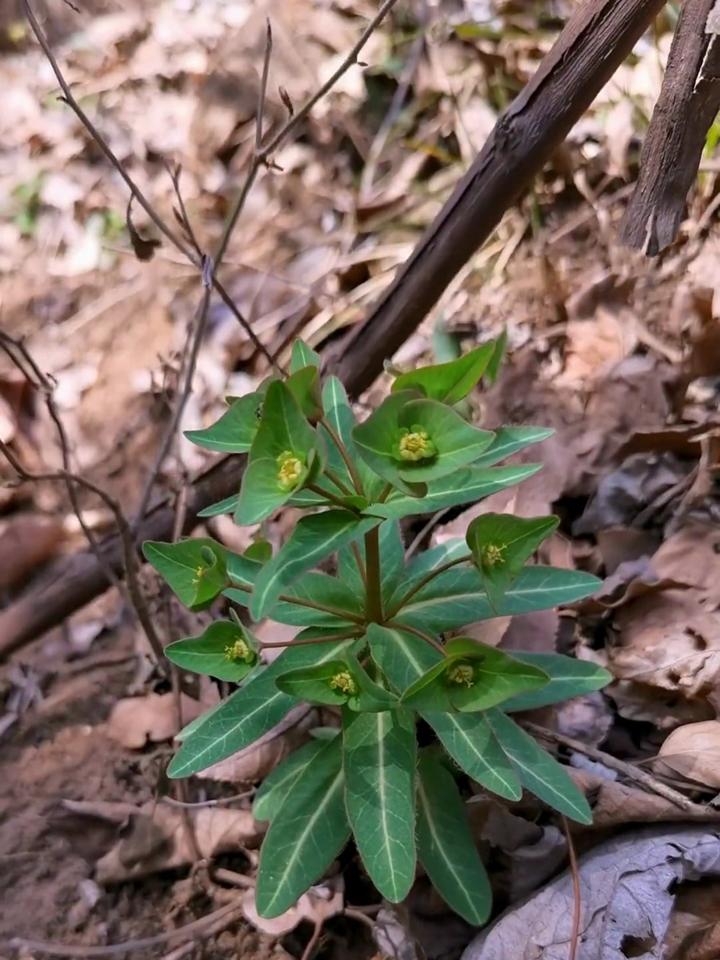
[327,0,666,395]
[0,0,665,658]
[620,0,720,253]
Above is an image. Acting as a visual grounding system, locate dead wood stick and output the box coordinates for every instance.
[620,0,720,253]
[0,0,665,658]
[327,0,666,395]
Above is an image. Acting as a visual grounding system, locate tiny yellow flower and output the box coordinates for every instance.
[397,426,437,462]
[447,661,475,688]
[276,450,304,491]
[224,638,254,663]
[481,543,506,567]
[329,670,357,696]
[191,564,206,586]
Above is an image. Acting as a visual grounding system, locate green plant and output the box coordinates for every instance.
[144,339,608,924]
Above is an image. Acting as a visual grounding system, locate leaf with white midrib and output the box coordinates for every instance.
[168,640,351,778]
[417,754,491,925]
[343,708,417,902]
[367,625,521,800]
[256,738,349,918]
[486,709,592,824]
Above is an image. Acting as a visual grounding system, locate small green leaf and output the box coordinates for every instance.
[276,656,397,712]
[168,638,353,777]
[289,339,321,372]
[484,328,507,384]
[256,737,349,918]
[353,392,494,492]
[367,625,521,799]
[472,426,554,468]
[257,572,364,628]
[143,538,228,610]
[467,513,560,608]
[244,539,272,564]
[250,510,380,619]
[225,550,262,589]
[417,753,491,925]
[253,737,330,822]
[401,637,549,713]
[366,464,541,520]
[486,709,592,824]
[235,380,319,525]
[343,709,417,902]
[391,342,496,404]
[197,493,240,518]
[286,364,322,420]
[184,391,262,452]
[165,620,258,682]
[320,376,379,495]
[502,654,612,712]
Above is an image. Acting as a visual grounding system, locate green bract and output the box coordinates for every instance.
[147,339,606,924]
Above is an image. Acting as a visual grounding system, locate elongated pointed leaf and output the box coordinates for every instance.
[254,572,365,627]
[367,625,521,800]
[250,510,379,619]
[502,653,612,712]
[168,639,352,777]
[417,754,491,925]
[289,339,321,372]
[143,539,228,610]
[197,492,239,518]
[486,709,592,823]
[253,737,330,822]
[256,737,349,917]
[391,342,496,404]
[286,364,322,420]
[165,620,257,682]
[366,464,541,520]
[320,376,379,495]
[343,709,417,902]
[472,426,554,468]
[338,519,404,604]
[396,565,601,634]
[467,513,559,608]
[225,551,262,589]
[185,392,262,452]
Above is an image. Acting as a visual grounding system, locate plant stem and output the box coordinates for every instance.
[260,629,361,649]
[320,417,365,495]
[307,482,356,512]
[364,526,383,622]
[385,620,446,655]
[323,467,354,497]
[351,543,368,587]
[229,581,365,624]
[378,483,393,502]
[386,554,473,618]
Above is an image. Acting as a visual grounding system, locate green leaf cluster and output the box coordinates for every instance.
[144,340,609,925]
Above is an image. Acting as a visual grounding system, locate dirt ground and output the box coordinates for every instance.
[3,1,720,958]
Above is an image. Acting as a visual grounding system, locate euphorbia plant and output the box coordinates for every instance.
[144,339,609,924]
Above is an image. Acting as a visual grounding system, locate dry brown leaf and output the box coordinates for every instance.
[105,692,206,749]
[241,876,343,936]
[94,802,261,884]
[560,305,638,388]
[657,721,720,789]
[0,514,66,591]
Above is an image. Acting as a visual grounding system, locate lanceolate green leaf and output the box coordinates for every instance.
[343,709,417,902]
[396,566,601,634]
[253,737,330,822]
[338,519,404,604]
[197,493,239,518]
[367,625,521,800]
[289,339,321,372]
[417,754,491,925]
[486,709,592,824]
[502,653,612,712]
[167,639,352,777]
[250,510,380,619]
[258,572,365,627]
[472,426,554,468]
[256,737,349,918]
[366,464,541,520]
[320,376,378,494]
[184,392,262,452]
[391,341,496,404]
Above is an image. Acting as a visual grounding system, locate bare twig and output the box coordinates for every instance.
[561,815,582,960]
[165,161,202,258]
[133,281,212,523]
[300,921,324,960]
[4,900,243,958]
[0,439,165,665]
[161,789,255,810]
[526,723,703,813]
[256,20,273,153]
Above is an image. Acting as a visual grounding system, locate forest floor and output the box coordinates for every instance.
[2,1,720,958]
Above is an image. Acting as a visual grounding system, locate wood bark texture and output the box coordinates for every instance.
[621,0,720,253]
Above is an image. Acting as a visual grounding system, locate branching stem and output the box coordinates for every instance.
[386,554,473,618]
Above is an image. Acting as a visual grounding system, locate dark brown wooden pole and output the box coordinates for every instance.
[327,0,666,394]
[620,0,720,253]
[0,0,666,658]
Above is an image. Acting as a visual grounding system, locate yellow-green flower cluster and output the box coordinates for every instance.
[396,426,436,462]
